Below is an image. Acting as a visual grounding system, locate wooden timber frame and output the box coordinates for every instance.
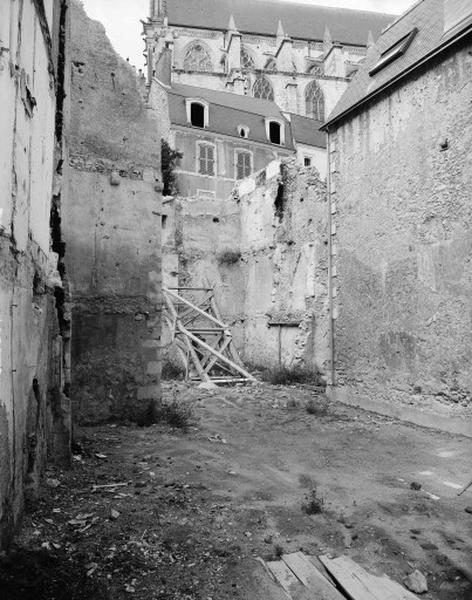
[163,287,256,385]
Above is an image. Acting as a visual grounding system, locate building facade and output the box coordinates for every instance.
[324,0,472,435]
[0,0,70,547]
[144,0,393,120]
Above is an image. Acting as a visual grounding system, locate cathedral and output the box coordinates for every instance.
[144,0,393,120]
[144,0,393,196]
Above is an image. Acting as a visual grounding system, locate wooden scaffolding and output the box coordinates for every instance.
[162,287,256,385]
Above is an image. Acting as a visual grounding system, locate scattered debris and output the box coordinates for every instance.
[405,569,428,594]
[208,434,227,444]
[302,488,325,515]
[46,478,61,488]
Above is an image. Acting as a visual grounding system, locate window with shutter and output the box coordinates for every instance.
[236,151,252,180]
[198,143,215,176]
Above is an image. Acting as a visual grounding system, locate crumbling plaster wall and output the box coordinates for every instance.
[64,1,163,424]
[163,160,329,373]
[329,41,472,434]
[0,0,70,548]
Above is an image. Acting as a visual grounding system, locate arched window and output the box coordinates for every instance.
[305,80,325,120]
[240,46,254,69]
[183,41,213,72]
[253,75,274,100]
[309,63,323,76]
[265,58,277,72]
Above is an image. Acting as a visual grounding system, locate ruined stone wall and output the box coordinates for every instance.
[330,41,472,435]
[64,1,163,424]
[163,160,329,373]
[0,0,70,548]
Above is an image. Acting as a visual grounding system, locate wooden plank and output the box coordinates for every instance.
[178,323,256,381]
[319,556,419,600]
[282,553,346,600]
[166,288,227,329]
[265,561,313,600]
[211,296,245,367]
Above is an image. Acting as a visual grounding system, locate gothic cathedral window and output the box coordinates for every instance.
[305,81,325,120]
[253,76,274,100]
[183,41,213,72]
[240,46,254,70]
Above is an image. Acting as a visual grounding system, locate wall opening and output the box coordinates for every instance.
[190,102,205,128]
[269,121,281,145]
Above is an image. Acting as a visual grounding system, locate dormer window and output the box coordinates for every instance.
[369,28,418,76]
[186,98,209,128]
[265,118,285,145]
[269,122,281,145]
[238,125,250,138]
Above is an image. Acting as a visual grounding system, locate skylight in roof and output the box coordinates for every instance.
[369,28,418,76]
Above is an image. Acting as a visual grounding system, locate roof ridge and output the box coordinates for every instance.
[169,85,285,119]
[379,0,427,36]
[233,0,394,19]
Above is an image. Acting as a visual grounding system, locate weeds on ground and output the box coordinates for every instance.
[306,397,329,417]
[260,365,326,387]
[302,488,325,515]
[161,361,185,381]
[143,399,195,431]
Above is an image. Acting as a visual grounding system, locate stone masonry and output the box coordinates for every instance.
[63,1,163,424]
[0,0,71,548]
[328,40,472,436]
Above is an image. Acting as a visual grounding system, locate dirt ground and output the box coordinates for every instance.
[1,381,472,600]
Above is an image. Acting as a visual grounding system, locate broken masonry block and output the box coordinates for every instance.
[110,170,121,186]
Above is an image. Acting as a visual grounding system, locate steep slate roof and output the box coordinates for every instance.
[324,0,472,128]
[168,82,295,149]
[289,114,326,149]
[166,0,394,46]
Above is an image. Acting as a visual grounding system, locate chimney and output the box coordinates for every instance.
[444,0,472,33]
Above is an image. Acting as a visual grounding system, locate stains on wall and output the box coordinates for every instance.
[163,159,329,375]
[0,0,71,548]
[64,1,163,424]
[330,41,472,427]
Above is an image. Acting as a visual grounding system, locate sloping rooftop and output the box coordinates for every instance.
[165,0,394,46]
[289,114,326,149]
[324,0,472,127]
[168,82,296,149]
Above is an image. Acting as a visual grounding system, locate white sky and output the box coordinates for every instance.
[81,0,416,70]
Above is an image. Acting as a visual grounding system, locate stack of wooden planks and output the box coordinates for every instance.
[162,287,256,385]
[262,552,419,600]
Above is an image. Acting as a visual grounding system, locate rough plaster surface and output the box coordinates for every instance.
[330,41,472,432]
[0,0,70,547]
[163,160,329,373]
[65,1,163,424]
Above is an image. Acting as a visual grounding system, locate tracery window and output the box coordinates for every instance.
[305,80,325,120]
[253,75,274,100]
[183,41,213,72]
[309,63,323,76]
[197,142,215,176]
[235,150,252,180]
[240,46,254,69]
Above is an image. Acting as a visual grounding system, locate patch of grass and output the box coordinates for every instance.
[260,365,326,387]
[274,544,284,559]
[302,488,325,515]
[161,361,185,381]
[217,249,241,266]
[141,399,195,431]
[306,397,329,416]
